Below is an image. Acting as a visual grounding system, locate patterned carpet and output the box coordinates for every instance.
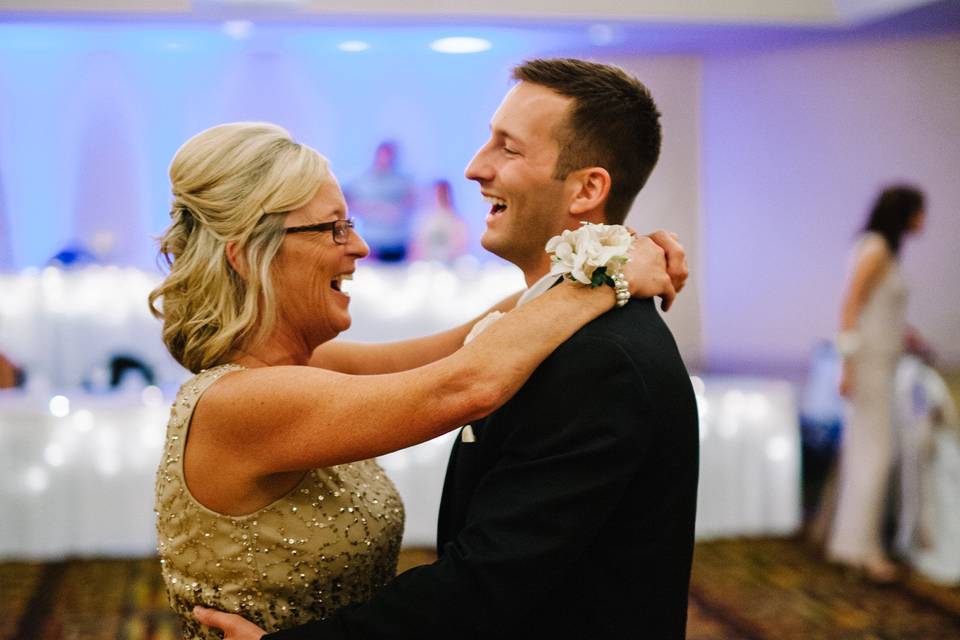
[689,538,960,640]
[2,539,958,639]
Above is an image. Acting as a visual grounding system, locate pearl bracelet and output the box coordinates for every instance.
[612,272,630,307]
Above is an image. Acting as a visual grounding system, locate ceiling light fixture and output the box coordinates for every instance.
[429,37,492,54]
[223,20,254,40]
[587,24,616,46]
[338,40,370,52]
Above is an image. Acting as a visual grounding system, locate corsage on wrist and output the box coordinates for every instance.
[545,222,632,307]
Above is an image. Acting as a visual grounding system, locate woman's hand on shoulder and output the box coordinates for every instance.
[647,229,688,294]
[621,229,687,311]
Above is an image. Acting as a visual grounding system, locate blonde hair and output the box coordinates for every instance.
[148,122,328,373]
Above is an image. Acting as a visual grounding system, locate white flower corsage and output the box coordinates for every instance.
[545,222,632,305]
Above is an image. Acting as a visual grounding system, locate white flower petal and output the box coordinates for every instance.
[545,222,632,286]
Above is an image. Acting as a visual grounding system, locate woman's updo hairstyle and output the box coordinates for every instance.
[148,122,328,373]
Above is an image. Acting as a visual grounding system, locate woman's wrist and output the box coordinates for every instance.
[557,277,618,311]
[611,272,630,307]
[835,330,861,358]
[545,222,632,308]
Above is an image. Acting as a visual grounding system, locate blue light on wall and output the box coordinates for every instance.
[0,20,576,270]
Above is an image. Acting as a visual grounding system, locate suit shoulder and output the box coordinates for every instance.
[558,299,689,381]
[569,298,670,347]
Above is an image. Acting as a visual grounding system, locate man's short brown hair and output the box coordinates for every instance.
[512,58,662,224]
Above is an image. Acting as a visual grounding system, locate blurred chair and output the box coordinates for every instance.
[894,355,960,584]
[0,351,23,389]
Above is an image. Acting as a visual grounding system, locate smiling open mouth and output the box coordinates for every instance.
[331,273,352,296]
[484,195,507,216]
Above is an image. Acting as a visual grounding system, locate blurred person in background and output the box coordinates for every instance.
[409,179,468,263]
[148,122,685,639]
[0,350,20,389]
[344,141,415,262]
[829,185,926,582]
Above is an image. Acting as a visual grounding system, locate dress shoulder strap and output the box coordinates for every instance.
[168,364,244,438]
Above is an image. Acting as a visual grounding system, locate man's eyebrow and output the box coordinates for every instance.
[491,124,524,146]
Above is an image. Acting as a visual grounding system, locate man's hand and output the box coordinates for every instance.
[646,230,688,296]
[194,606,267,640]
[622,235,676,311]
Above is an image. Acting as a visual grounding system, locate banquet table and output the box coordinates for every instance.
[0,265,800,558]
[0,375,799,558]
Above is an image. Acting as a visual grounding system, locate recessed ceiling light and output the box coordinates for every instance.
[223,20,254,40]
[587,24,616,46]
[338,40,370,52]
[429,37,492,54]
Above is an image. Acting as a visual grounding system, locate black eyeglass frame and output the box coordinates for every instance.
[283,218,355,245]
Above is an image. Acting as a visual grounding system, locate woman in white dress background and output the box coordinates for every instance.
[829,185,926,582]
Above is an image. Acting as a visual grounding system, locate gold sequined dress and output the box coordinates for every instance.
[155,365,405,639]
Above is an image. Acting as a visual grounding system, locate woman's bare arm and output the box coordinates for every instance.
[307,290,523,374]
[840,236,890,333]
[837,236,891,397]
[186,235,673,513]
[201,280,619,476]
[308,230,688,375]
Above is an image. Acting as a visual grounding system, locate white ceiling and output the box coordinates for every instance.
[0,0,942,25]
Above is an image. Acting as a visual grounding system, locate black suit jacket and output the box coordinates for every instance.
[269,298,699,639]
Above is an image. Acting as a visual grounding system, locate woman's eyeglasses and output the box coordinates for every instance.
[284,218,355,245]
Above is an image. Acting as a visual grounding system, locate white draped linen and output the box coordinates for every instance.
[0,262,524,389]
[0,377,800,558]
[0,265,801,558]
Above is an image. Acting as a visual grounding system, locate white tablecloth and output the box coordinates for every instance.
[692,377,800,539]
[0,263,525,389]
[0,376,799,558]
[0,389,169,558]
[0,265,800,557]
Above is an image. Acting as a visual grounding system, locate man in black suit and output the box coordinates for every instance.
[199,58,699,639]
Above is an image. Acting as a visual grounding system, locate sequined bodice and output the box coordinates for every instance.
[155,365,405,639]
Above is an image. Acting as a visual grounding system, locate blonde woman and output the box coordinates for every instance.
[150,122,686,638]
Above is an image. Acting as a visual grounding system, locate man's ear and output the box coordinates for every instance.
[567,167,611,217]
[225,241,249,280]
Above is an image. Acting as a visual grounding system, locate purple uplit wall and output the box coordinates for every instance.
[700,33,960,370]
[1,17,957,372]
[607,55,704,370]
